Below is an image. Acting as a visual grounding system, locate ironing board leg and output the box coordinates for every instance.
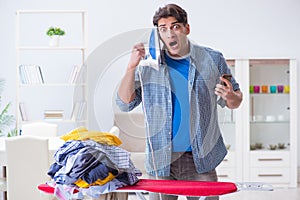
[97,192,129,200]
[97,192,146,200]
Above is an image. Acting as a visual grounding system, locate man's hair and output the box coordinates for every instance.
[152,4,188,26]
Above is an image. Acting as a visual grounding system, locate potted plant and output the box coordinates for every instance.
[46,26,66,47]
[0,79,15,137]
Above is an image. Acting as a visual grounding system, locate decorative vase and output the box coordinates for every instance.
[48,35,60,47]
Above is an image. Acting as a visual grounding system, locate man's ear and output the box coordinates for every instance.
[185,24,190,35]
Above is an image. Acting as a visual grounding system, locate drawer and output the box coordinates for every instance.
[250,151,290,167]
[216,167,236,182]
[218,152,236,168]
[250,167,290,183]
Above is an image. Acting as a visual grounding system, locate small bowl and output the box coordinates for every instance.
[250,144,256,150]
[269,144,277,150]
[255,143,263,149]
[278,143,286,149]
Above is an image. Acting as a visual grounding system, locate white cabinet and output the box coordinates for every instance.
[16,10,87,135]
[217,59,297,187]
[243,59,297,187]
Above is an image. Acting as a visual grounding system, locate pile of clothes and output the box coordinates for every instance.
[47,126,142,199]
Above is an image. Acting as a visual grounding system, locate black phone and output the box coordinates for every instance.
[221,74,232,86]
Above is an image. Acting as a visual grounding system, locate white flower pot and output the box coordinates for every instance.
[48,36,60,47]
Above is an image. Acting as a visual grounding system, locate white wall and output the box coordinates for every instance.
[0,0,299,166]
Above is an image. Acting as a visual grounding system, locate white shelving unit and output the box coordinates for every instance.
[216,58,297,188]
[243,58,297,188]
[16,10,87,135]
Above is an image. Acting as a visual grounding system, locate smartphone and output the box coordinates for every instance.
[221,74,232,86]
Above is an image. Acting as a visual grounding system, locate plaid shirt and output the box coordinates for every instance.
[116,42,240,176]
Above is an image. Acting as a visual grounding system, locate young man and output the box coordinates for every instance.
[116,4,242,200]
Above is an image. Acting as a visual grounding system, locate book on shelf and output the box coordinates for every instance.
[19,64,44,84]
[77,101,86,120]
[19,102,28,121]
[37,65,45,83]
[44,110,64,120]
[70,101,86,120]
[68,65,82,84]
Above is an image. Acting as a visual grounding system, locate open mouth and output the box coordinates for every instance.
[169,41,178,47]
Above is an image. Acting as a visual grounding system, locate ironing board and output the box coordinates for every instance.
[38,178,273,199]
[118,179,237,196]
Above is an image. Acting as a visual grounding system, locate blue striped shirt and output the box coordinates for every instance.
[116,41,240,176]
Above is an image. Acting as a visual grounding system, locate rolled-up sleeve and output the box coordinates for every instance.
[115,86,142,112]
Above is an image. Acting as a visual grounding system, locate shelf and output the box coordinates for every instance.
[21,119,87,124]
[250,93,289,96]
[44,119,87,123]
[17,10,87,14]
[17,46,86,50]
[250,149,290,152]
[20,83,87,87]
[250,121,289,124]
[16,10,88,136]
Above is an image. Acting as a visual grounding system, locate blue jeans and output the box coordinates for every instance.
[149,152,219,200]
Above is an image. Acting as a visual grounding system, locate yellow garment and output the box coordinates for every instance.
[60,126,122,146]
[74,172,116,188]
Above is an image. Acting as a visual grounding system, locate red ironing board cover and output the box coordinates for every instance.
[119,179,237,196]
[38,184,55,194]
[38,179,237,197]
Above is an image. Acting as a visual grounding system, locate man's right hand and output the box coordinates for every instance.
[118,43,145,103]
[127,43,146,71]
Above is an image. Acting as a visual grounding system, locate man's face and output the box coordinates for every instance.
[157,16,190,57]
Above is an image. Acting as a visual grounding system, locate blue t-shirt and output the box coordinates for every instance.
[165,52,192,152]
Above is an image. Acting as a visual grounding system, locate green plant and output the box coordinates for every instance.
[7,128,18,137]
[46,26,66,37]
[0,79,15,137]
